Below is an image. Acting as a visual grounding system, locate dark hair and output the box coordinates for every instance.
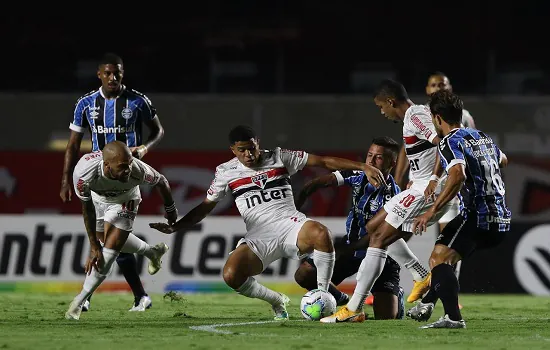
[373,79,409,102]
[99,53,123,67]
[372,136,400,160]
[429,90,463,125]
[228,125,257,144]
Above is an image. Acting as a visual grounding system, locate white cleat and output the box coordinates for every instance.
[148,243,169,275]
[65,300,83,320]
[407,301,435,321]
[272,293,290,320]
[81,299,90,312]
[129,295,152,312]
[420,314,466,329]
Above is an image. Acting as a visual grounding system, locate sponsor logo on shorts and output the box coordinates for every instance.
[392,206,407,218]
[486,216,511,224]
[117,210,136,220]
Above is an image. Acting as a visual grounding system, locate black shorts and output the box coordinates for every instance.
[436,211,508,259]
[305,255,401,297]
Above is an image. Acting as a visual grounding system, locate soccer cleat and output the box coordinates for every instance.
[365,294,374,306]
[396,287,405,319]
[319,305,366,323]
[336,293,350,306]
[407,272,431,303]
[65,300,83,320]
[419,314,466,329]
[407,301,435,321]
[272,293,290,320]
[129,295,153,312]
[81,299,90,312]
[148,243,169,275]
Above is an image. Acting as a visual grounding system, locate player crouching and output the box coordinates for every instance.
[65,141,177,320]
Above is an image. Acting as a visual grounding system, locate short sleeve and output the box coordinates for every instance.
[279,148,309,176]
[333,170,363,186]
[138,93,158,121]
[133,159,162,186]
[69,98,88,133]
[72,154,99,201]
[206,167,228,202]
[439,135,466,172]
[408,112,437,143]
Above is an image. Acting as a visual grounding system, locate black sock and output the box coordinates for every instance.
[431,264,462,321]
[328,284,345,302]
[421,287,438,305]
[116,252,146,300]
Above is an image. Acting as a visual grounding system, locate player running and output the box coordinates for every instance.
[320,79,452,323]
[59,53,165,312]
[149,125,386,320]
[294,136,405,320]
[407,90,511,329]
[65,141,175,321]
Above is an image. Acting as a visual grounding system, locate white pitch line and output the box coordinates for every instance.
[189,320,281,335]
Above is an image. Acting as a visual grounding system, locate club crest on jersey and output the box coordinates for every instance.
[121,108,133,119]
[252,173,268,189]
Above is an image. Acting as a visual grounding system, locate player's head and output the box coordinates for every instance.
[373,79,409,122]
[426,72,452,96]
[368,136,400,177]
[429,90,463,138]
[97,53,124,95]
[103,141,133,182]
[229,125,261,167]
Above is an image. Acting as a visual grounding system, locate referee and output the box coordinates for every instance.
[60,53,165,312]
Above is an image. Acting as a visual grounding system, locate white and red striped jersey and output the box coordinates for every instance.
[207,147,309,230]
[403,104,438,191]
[72,151,162,204]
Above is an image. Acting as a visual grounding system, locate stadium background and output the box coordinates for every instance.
[1,4,549,297]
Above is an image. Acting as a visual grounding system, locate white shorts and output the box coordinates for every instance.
[235,213,311,271]
[93,198,141,232]
[383,188,452,233]
[438,197,461,224]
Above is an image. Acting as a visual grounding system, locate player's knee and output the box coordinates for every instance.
[366,220,378,235]
[310,223,334,251]
[222,264,245,290]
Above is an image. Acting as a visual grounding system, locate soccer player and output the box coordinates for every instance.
[149,125,387,320]
[407,90,511,329]
[65,141,176,320]
[293,136,405,320]
[320,79,452,323]
[59,53,165,312]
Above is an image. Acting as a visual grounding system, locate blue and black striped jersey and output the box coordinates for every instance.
[69,85,157,151]
[334,170,400,257]
[438,128,511,231]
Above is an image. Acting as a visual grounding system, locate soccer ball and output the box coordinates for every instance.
[300,289,337,321]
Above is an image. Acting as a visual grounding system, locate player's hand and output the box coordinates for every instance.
[424,180,438,203]
[164,209,178,225]
[411,210,435,235]
[60,181,72,202]
[149,222,177,234]
[130,145,148,159]
[85,246,103,275]
[364,164,386,187]
[406,181,413,189]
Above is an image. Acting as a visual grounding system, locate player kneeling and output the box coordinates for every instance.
[65,141,177,320]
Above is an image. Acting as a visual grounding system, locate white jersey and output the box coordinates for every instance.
[73,151,162,204]
[207,147,308,231]
[461,108,475,128]
[403,104,438,191]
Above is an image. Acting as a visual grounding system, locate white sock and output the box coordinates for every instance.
[347,247,387,312]
[74,248,119,306]
[387,238,429,281]
[120,233,154,259]
[236,277,283,306]
[313,250,335,292]
[454,260,462,280]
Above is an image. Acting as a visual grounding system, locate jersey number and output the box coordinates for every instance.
[480,159,505,195]
[409,159,420,171]
[399,194,416,208]
[121,200,137,212]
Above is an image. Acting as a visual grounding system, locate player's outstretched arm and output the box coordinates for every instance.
[60,131,84,202]
[135,117,165,159]
[412,164,466,234]
[295,174,338,210]
[153,175,178,225]
[393,145,409,189]
[149,198,217,234]
[81,199,103,274]
[305,154,386,187]
[499,151,508,168]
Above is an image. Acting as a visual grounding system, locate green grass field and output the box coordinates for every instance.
[1,293,549,350]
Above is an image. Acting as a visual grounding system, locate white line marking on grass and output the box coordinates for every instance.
[189,320,281,335]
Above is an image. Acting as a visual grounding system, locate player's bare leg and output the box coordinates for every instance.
[223,244,290,320]
[295,221,335,292]
[372,292,399,320]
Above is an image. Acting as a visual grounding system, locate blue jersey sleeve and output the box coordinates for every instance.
[69,98,88,133]
[137,92,158,121]
[438,134,466,173]
[333,170,364,186]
